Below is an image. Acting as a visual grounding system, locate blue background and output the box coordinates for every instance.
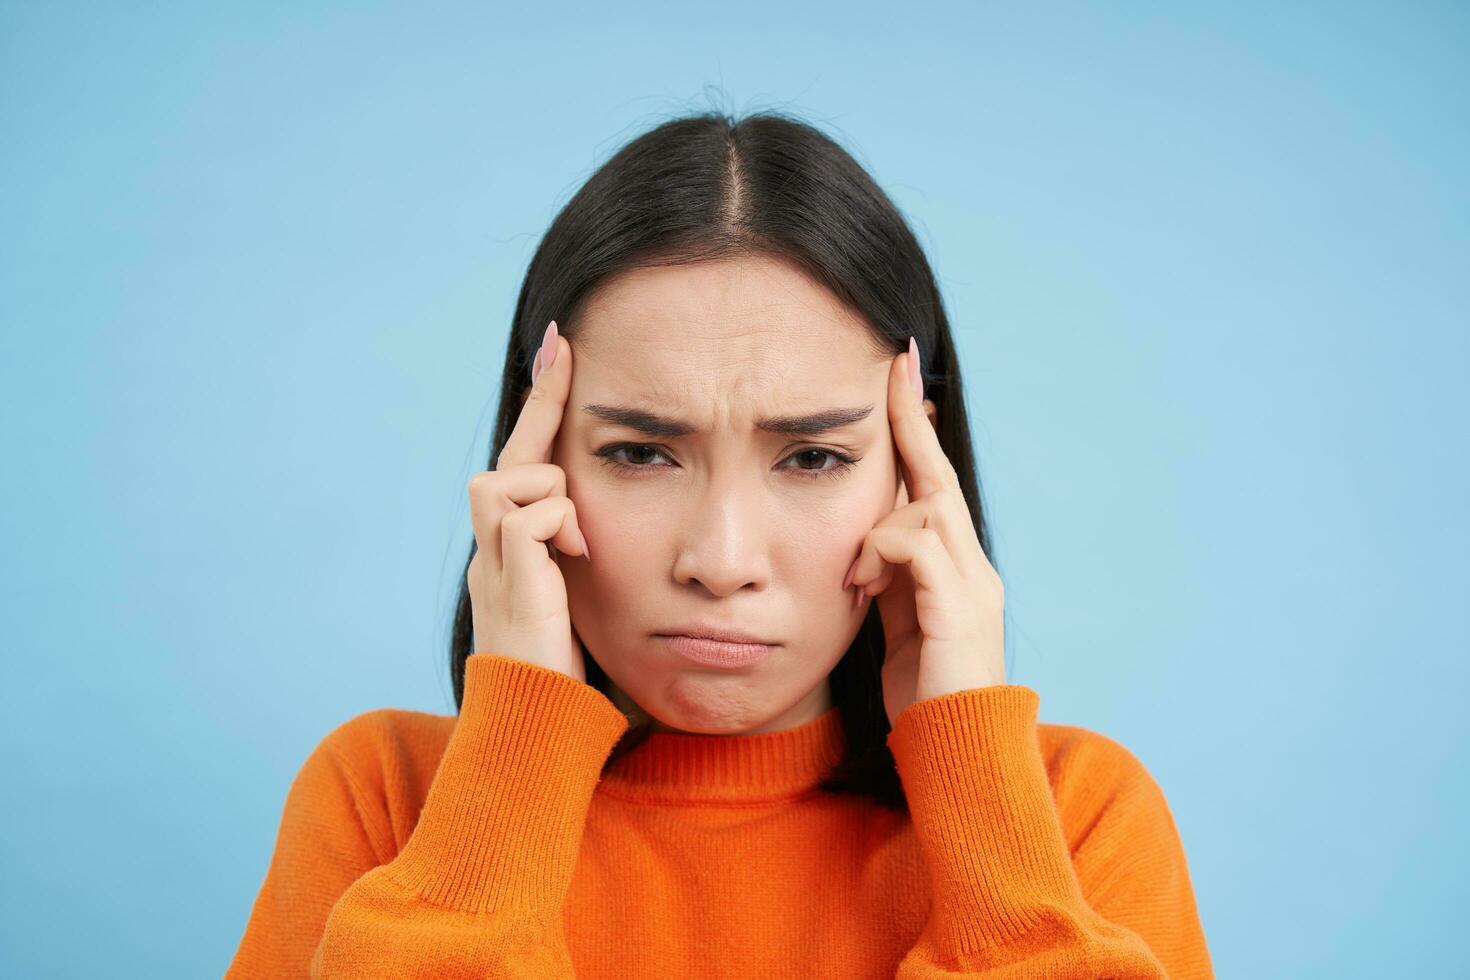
[2,2,1465,976]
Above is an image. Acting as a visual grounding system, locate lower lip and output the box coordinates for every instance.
[658,634,776,668]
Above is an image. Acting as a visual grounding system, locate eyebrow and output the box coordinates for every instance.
[580,403,875,438]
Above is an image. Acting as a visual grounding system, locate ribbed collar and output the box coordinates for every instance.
[597,704,847,806]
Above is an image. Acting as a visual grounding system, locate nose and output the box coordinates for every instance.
[669,473,773,597]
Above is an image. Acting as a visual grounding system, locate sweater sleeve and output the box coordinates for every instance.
[885,685,1214,980]
[225,653,629,980]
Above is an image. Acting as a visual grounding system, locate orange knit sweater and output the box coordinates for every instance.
[226,654,1213,978]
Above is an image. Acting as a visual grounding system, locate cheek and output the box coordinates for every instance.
[785,474,897,582]
[563,462,643,547]
[577,505,650,571]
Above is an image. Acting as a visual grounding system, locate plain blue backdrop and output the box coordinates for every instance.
[2,2,1465,977]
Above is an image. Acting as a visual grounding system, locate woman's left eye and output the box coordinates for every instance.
[595,444,861,482]
[781,448,859,479]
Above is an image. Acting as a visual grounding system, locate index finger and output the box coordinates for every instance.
[888,337,957,501]
[496,321,574,471]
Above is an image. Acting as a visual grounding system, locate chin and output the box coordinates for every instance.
[632,676,770,734]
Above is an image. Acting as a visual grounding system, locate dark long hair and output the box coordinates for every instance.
[448,110,997,812]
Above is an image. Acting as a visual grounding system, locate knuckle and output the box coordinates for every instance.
[469,470,504,499]
[500,506,526,534]
[535,462,568,491]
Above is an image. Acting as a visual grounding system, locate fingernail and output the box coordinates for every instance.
[542,320,559,371]
[907,336,923,402]
[843,554,859,589]
[530,344,544,385]
[579,529,592,561]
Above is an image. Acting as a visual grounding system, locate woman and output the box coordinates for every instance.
[226,111,1214,978]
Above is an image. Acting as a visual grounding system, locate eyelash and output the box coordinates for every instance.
[594,443,863,482]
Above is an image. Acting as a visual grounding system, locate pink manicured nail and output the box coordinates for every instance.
[843,554,859,589]
[579,529,592,561]
[907,336,923,402]
[542,320,559,371]
[531,345,544,385]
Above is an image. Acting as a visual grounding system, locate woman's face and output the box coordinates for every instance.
[541,253,937,736]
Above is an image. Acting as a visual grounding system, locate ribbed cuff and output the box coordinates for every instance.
[386,653,630,915]
[887,684,1086,952]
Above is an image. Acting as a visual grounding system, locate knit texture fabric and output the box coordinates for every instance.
[226,654,1213,978]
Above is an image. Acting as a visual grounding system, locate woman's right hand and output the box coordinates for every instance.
[466,321,592,683]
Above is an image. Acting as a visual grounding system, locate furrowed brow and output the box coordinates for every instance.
[580,404,874,438]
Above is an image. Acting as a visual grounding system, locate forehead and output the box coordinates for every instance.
[572,255,887,393]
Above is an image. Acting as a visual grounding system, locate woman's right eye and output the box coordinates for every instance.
[595,444,673,473]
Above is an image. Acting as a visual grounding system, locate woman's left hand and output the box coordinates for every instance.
[843,340,1007,728]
